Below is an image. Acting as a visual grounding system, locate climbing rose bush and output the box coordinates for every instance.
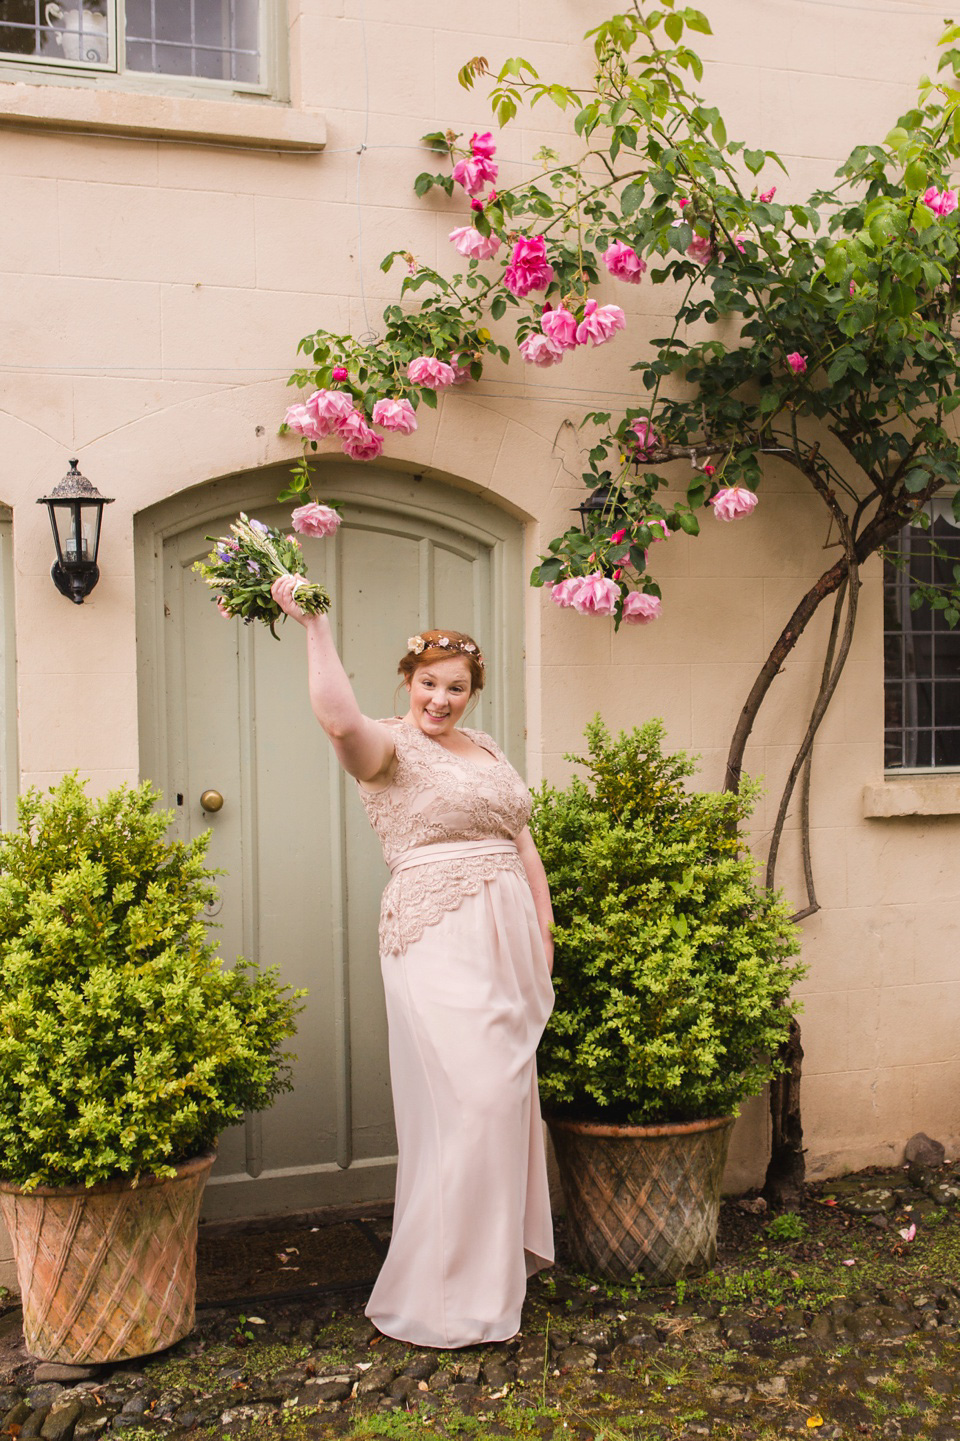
[281,5,960,638]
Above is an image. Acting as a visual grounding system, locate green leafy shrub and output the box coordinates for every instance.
[530,718,804,1125]
[0,776,304,1189]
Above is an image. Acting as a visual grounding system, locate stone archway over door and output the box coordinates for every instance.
[136,465,526,1222]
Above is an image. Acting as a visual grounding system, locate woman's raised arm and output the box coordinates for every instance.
[271,576,396,785]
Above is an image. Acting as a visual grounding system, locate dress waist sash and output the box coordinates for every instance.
[389,839,519,877]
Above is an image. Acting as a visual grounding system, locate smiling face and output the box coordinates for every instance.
[405,655,474,738]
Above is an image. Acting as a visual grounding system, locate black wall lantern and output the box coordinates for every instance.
[574,476,630,532]
[38,459,114,605]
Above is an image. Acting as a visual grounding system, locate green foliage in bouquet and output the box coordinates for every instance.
[530,719,804,1125]
[0,776,304,1190]
[194,513,330,637]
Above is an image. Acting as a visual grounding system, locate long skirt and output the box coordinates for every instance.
[365,869,555,1349]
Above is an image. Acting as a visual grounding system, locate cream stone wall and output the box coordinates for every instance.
[0,0,957,1290]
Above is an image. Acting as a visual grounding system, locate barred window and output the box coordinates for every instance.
[884,498,960,769]
[126,0,259,84]
[0,1,113,68]
[0,0,261,84]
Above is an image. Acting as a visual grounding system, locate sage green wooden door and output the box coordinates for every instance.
[136,465,524,1220]
[0,508,16,832]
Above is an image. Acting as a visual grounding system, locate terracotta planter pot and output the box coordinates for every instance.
[547,1115,733,1283]
[0,1151,216,1363]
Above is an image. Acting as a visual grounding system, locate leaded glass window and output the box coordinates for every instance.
[884,498,960,769]
[125,0,259,84]
[0,1,113,69]
[0,0,261,83]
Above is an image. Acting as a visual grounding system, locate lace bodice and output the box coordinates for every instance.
[359,719,532,953]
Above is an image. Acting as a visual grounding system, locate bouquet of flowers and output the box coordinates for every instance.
[194,507,338,637]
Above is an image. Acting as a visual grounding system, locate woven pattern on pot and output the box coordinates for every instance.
[0,1154,213,1364]
[551,1120,732,1284]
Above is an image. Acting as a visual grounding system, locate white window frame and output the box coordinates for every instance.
[0,0,287,101]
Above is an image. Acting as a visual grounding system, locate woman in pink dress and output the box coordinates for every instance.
[271,579,555,1349]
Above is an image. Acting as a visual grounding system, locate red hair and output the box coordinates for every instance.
[397,629,485,694]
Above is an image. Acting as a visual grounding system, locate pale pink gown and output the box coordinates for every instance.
[358,718,555,1348]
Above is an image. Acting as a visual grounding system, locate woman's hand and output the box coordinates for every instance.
[271,575,310,626]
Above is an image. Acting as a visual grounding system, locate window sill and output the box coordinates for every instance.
[0,80,325,150]
[863,775,960,818]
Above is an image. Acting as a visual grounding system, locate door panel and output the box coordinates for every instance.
[0,508,16,831]
[136,467,524,1219]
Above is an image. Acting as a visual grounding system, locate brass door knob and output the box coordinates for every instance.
[200,789,224,813]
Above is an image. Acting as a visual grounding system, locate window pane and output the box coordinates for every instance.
[932,679,960,729]
[884,501,960,769]
[884,732,903,769]
[125,0,259,82]
[0,0,41,57]
[935,729,960,766]
[1,0,111,63]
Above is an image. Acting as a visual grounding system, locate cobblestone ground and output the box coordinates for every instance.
[2,1163,960,1441]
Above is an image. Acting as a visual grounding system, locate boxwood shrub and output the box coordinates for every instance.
[0,776,303,1190]
[530,718,804,1125]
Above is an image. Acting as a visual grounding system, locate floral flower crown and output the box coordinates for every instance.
[406,634,484,669]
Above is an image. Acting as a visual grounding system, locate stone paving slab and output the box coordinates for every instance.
[1,1165,960,1439]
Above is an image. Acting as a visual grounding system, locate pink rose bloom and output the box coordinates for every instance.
[734,235,747,253]
[372,397,418,434]
[678,197,690,210]
[786,351,807,374]
[291,502,342,538]
[470,131,496,158]
[449,225,502,260]
[710,486,759,522]
[339,410,384,461]
[572,571,620,616]
[449,352,473,385]
[504,235,554,297]
[602,240,647,284]
[759,186,777,203]
[622,591,662,624]
[331,365,349,382]
[645,518,670,542]
[452,154,498,196]
[609,528,628,545]
[549,577,585,608]
[541,305,578,350]
[576,299,627,347]
[938,189,958,216]
[306,388,355,434]
[922,185,943,214]
[630,419,660,455]
[216,596,232,618]
[520,334,565,367]
[283,403,323,440]
[407,356,457,389]
[686,234,714,265]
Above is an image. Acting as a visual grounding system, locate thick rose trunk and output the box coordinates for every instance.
[763,1020,805,1210]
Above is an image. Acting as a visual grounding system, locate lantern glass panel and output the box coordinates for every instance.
[51,501,101,565]
[49,502,76,563]
[79,504,101,564]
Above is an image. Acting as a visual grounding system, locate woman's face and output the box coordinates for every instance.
[406,656,474,738]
